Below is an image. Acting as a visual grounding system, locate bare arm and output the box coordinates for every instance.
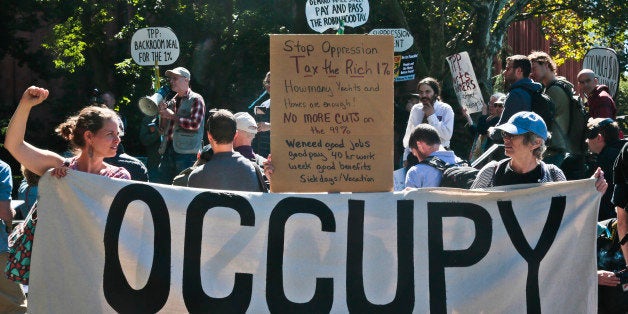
[5,86,65,176]
[0,201,13,230]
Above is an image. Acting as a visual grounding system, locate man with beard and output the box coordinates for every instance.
[404,124,462,188]
[156,67,206,184]
[401,77,454,168]
[496,55,544,126]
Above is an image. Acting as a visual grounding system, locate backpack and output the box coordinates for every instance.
[547,79,589,154]
[421,156,479,189]
[519,85,556,130]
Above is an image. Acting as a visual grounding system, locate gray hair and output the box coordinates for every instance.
[522,132,550,160]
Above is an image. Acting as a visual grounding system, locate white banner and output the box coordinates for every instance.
[28,171,600,313]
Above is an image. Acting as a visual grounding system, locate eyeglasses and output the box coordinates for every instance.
[492,103,504,108]
[501,131,523,140]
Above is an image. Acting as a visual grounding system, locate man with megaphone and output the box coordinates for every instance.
[154,66,206,184]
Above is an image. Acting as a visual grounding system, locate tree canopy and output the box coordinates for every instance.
[2,0,627,157]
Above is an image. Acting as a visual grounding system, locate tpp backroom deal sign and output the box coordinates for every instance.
[131,27,180,66]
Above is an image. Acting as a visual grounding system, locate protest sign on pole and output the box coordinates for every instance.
[369,29,416,82]
[583,47,620,97]
[368,29,413,52]
[130,27,180,66]
[29,171,600,313]
[446,51,484,114]
[305,0,370,33]
[394,53,417,82]
[269,34,394,192]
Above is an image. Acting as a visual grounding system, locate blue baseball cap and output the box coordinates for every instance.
[495,111,548,140]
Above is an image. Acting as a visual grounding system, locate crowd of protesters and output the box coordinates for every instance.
[0,53,626,312]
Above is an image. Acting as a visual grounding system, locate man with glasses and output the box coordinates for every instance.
[156,66,206,184]
[586,118,625,220]
[462,93,505,161]
[577,69,617,119]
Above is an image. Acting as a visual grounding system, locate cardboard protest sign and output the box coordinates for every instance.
[131,27,179,66]
[583,47,620,97]
[446,51,484,113]
[306,0,370,33]
[269,34,394,192]
[29,171,600,313]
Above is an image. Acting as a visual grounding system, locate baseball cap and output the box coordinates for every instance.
[494,96,506,105]
[586,117,614,139]
[165,67,191,79]
[495,111,548,140]
[234,112,258,134]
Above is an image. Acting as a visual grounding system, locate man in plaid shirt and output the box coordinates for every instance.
[156,67,206,184]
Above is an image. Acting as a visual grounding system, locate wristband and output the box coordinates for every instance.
[620,233,628,246]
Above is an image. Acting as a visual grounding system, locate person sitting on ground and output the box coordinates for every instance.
[187,109,266,192]
[471,111,607,193]
[404,124,463,188]
[585,118,625,220]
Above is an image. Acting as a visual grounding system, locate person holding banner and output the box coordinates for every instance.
[586,118,624,220]
[6,86,131,180]
[577,69,617,120]
[471,111,607,192]
[156,66,206,184]
[402,77,454,167]
[4,86,131,287]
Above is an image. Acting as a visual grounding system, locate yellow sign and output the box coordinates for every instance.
[270,34,394,192]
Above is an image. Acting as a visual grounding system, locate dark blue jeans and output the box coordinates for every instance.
[155,143,197,184]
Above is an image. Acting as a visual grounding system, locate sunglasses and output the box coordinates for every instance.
[492,103,504,108]
[501,131,523,140]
